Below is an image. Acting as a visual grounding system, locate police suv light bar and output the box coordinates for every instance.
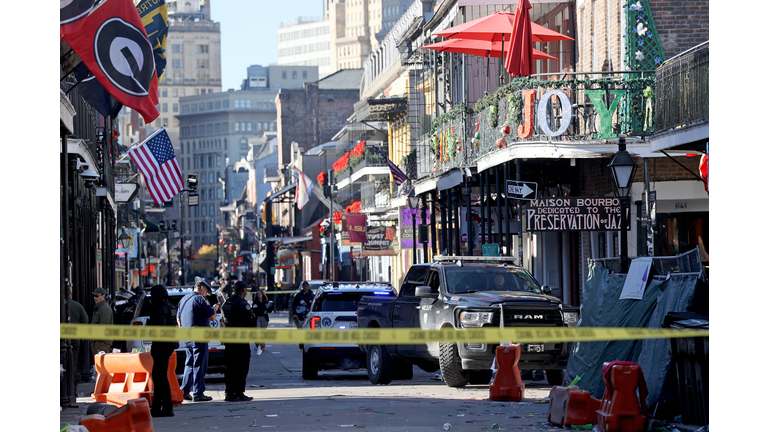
[433,256,518,265]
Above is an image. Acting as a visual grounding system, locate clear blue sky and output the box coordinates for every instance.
[210,1,325,91]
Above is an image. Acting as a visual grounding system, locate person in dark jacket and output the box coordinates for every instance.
[222,281,256,401]
[292,281,314,328]
[149,285,179,417]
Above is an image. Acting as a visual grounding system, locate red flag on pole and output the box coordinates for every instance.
[62,0,160,123]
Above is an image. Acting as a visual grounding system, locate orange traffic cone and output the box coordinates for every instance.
[79,398,153,432]
[596,361,650,432]
[489,344,524,401]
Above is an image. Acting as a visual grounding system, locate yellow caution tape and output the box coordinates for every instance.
[60,324,707,345]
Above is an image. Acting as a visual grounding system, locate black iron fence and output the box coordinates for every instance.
[654,42,709,133]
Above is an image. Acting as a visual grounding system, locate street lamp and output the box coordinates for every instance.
[118,230,133,289]
[119,230,132,249]
[607,135,637,273]
[407,189,420,265]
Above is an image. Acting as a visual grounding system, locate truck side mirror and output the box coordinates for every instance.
[415,286,437,298]
[542,285,563,300]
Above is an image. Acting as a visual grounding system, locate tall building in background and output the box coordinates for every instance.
[277,17,333,79]
[279,0,411,78]
[176,65,318,251]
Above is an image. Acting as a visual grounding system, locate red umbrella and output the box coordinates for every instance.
[422,38,557,93]
[421,38,557,61]
[433,11,574,44]
[505,0,534,77]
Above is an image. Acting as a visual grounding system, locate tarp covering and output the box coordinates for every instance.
[566,262,705,409]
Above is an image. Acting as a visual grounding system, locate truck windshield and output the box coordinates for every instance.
[445,267,542,294]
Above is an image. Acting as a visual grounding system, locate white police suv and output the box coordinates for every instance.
[300,282,396,379]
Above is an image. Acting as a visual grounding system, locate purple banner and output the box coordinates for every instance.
[399,206,432,248]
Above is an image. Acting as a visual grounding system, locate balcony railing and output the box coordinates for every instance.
[654,42,708,133]
[423,72,655,179]
[361,180,392,211]
[264,164,280,182]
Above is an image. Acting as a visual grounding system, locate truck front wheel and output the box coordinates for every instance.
[546,369,564,386]
[367,344,394,385]
[439,341,469,388]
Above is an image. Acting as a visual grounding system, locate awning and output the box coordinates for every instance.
[143,220,160,233]
[437,168,465,190]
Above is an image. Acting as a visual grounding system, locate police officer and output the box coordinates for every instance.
[222,281,256,401]
[292,281,315,328]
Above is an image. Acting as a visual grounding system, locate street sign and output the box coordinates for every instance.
[506,180,538,200]
[115,182,139,203]
[482,243,499,257]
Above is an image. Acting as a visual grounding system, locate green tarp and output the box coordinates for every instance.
[565,262,706,408]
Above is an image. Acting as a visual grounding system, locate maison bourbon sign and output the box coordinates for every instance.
[526,197,625,232]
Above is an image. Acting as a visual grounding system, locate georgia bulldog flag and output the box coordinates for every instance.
[62,0,159,123]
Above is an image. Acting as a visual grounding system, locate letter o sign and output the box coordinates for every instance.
[537,90,573,136]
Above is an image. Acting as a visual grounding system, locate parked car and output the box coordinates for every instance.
[357,256,580,387]
[128,286,227,375]
[300,282,397,379]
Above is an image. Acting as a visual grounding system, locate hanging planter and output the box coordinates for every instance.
[317,171,328,186]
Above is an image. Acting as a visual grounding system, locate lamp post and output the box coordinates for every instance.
[607,135,637,274]
[119,230,132,289]
[407,190,420,265]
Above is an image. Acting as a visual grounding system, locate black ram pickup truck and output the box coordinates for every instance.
[357,256,579,388]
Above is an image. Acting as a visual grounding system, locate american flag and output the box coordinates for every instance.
[174,239,181,249]
[128,128,183,205]
[370,146,408,186]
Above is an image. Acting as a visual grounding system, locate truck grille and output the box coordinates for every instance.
[493,305,563,327]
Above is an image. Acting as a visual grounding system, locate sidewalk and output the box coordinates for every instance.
[59,313,295,430]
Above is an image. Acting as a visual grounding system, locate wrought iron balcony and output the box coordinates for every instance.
[361,180,392,211]
[654,42,708,134]
[264,164,280,183]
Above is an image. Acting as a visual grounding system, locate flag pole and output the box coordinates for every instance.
[115,124,168,163]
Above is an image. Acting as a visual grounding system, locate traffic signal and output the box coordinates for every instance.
[163,200,173,208]
[170,220,177,230]
[187,173,198,191]
[159,221,166,230]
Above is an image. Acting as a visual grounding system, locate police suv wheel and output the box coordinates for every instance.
[367,344,394,385]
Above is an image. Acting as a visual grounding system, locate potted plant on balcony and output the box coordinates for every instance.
[348,141,366,169]
[332,152,350,177]
[317,171,328,186]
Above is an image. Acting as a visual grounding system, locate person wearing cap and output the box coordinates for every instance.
[90,287,113,357]
[177,278,220,402]
[292,281,315,328]
[222,281,256,401]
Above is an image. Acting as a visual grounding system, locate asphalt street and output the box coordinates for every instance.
[58,314,584,431]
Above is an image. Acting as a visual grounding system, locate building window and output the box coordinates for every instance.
[292,71,297,79]
[162,103,167,112]
[172,88,178,97]
[172,44,181,53]
[240,138,248,149]
[197,44,208,53]
[173,59,181,68]
[234,122,240,132]
[302,70,307,79]
[282,71,287,79]
[247,122,252,132]
[173,103,178,112]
